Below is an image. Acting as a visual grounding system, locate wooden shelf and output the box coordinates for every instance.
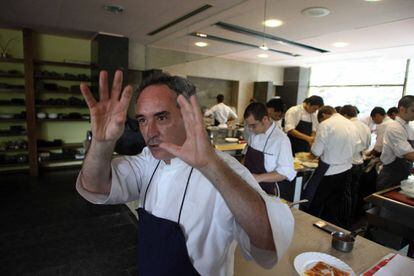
[36,104,87,108]
[39,159,83,168]
[0,89,25,93]
[34,59,95,69]
[38,143,83,151]
[0,57,24,64]
[34,75,91,82]
[37,118,89,122]
[0,103,25,107]
[0,148,28,154]
[0,118,26,122]
[37,89,84,95]
[0,73,24,78]
[0,133,27,137]
[0,163,29,172]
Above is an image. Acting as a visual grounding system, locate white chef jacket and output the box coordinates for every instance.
[381,116,414,165]
[76,148,294,276]
[360,115,376,133]
[275,119,283,130]
[311,114,359,176]
[350,117,371,165]
[245,122,296,181]
[284,104,318,133]
[373,116,393,153]
[205,103,238,125]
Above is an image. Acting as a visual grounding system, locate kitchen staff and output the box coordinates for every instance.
[284,96,324,154]
[266,98,286,130]
[76,71,294,276]
[243,102,296,199]
[377,96,414,191]
[305,106,358,227]
[204,94,238,126]
[368,107,393,156]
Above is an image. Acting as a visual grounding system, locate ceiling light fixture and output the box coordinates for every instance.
[103,4,124,14]
[332,42,349,47]
[301,7,330,18]
[263,19,283,28]
[196,33,207,37]
[364,0,382,2]
[258,53,269,58]
[259,44,269,51]
[195,41,208,47]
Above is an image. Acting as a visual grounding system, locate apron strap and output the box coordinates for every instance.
[178,168,194,224]
[263,124,276,152]
[143,160,161,209]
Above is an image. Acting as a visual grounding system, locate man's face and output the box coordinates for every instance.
[245,115,268,134]
[267,107,283,121]
[371,114,384,124]
[304,103,320,114]
[400,103,414,121]
[136,85,187,161]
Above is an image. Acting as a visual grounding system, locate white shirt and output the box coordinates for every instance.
[373,116,393,152]
[381,116,414,165]
[284,104,318,133]
[350,117,371,165]
[205,103,238,125]
[311,114,359,176]
[360,115,376,133]
[275,119,283,130]
[245,122,296,181]
[76,148,294,276]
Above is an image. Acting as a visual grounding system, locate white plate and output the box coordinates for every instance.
[294,252,355,276]
[400,190,414,199]
[225,137,238,143]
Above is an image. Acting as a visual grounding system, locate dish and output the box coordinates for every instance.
[401,179,414,194]
[294,252,355,276]
[400,190,414,199]
[302,161,318,168]
[225,137,238,143]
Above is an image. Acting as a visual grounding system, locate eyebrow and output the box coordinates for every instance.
[135,111,170,119]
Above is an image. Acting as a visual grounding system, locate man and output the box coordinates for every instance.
[305,106,358,227]
[77,71,293,275]
[284,95,324,154]
[387,107,399,120]
[377,96,414,191]
[340,105,371,222]
[266,98,286,130]
[369,107,393,156]
[243,102,296,200]
[204,94,238,126]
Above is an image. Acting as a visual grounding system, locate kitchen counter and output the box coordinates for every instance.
[214,142,246,151]
[234,208,394,275]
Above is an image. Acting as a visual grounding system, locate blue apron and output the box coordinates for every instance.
[137,161,200,276]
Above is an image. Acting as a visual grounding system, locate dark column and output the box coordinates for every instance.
[276,67,310,109]
[253,81,274,104]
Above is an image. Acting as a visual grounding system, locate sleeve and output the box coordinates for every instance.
[204,107,213,117]
[284,107,299,133]
[311,125,328,157]
[275,137,297,181]
[228,107,238,119]
[217,152,294,268]
[385,126,414,157]
[76,151,149,205]
[374,123,386,152]
[311,113,318,132]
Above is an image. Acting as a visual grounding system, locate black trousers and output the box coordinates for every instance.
[309,169,352,228]
[350,164,364,222]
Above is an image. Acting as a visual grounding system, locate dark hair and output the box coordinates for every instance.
[304,95,324,107]
[387,107,398,116]
[317,105,336,122]
[266,98,285,113]
[244,102,268,121]
[339,105,357,118]
[137,72,196,101]
[354,106,360,114]
[398,96,414,109]
[370,107,386,117]
[334,106,342,113]
[216,94,224,103]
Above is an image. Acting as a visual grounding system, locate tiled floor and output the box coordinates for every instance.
[0,169,138,276]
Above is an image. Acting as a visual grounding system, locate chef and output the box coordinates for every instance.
[305,106,358,227]
[339,105,371,222]
[243,102,296,199]
[266,98,286,130]
[284,96,324,154]
[204,94,238,126]
[76,71,294,276]
[377,96,414,191]
[368,107,393,156]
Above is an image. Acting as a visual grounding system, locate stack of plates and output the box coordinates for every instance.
[400,179,414,198]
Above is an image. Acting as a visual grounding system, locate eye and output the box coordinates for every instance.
[137,118,146,125]
[157,114,168,121]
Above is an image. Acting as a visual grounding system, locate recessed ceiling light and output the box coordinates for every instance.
[364,0,382,2]
[259,44,269,51]
[196,33,207,38]
[103,4,124,14]
[263,19,283,28]
[332,42,349,47]
[258,53,269,58]
[195,41,208,47]
[301,7,330,18]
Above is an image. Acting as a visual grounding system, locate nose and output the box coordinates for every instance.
[147,119,159,138]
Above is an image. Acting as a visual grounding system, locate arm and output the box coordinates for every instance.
[404,152,414,161]
[79,70,133,194]
[288,129,314,144]
[160,95,275,251]
[253,172,287,183]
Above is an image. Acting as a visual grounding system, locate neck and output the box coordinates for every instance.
[264,121,273,132]
[397,114,408,123]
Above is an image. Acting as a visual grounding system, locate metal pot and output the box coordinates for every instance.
[331,231,355,252]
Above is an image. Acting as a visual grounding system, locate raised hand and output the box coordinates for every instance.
[80,70,133,142]
[159,95,216,169]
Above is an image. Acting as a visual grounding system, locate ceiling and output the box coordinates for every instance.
[1,0,414,66]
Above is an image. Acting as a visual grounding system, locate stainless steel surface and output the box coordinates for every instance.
[331,231,355,253]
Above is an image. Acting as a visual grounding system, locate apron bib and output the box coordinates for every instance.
[289,119,313,154]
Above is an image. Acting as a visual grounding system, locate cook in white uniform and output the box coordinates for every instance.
[204,94,238,126]
[305,106,359,228]
[242,102,296,200]
[368,107,393,156]
[339,105,371,222]
[377,96,414,191]
[77,71,294,276]
[266,98,286,130]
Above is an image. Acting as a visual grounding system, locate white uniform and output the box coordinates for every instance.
[350,117,371,165]
[245,122,296,181]
[373,116,393,153]
[311,114,359,176]
[381,116,414,165]
[76,148,294,276]
[204,103,238,125]
[284,104,318,133]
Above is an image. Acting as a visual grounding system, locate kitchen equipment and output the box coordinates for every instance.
[331,228,365,252]
[294,252,355,276]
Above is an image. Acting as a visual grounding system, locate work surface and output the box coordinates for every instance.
[234,208,393,275]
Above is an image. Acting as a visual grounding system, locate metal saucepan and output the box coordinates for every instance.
[331,228,365,252]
